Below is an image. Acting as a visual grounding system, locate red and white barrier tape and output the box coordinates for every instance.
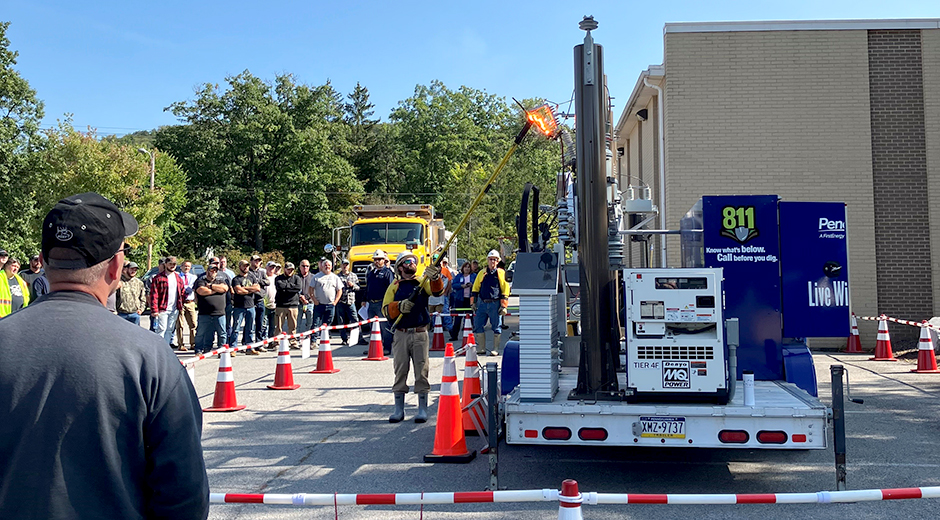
[181,316,386,366]
[858,314,938,331]
[210,486,940,506]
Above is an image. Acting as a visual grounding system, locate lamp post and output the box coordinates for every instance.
[137,148,155,270]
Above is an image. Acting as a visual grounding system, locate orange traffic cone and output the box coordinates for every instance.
[362,322,388,361]
[268,336,301,390]
[844,313,863,353]
[430,313,446,352]
[461,342,484,435]
[424,344,476,463]
[460,314,473,352]
[204,348,247,412]
[311,327,341,373]
[870,316,897,361]
[557,479,584,520]
[911,323,940,373]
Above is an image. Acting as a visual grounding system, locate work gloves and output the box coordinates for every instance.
[399,299,415,314]
[471,299,477,313]
[498,305,508,317]
[424,264,441,281]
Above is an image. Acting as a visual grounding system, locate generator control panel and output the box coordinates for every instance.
[624,268,729,403]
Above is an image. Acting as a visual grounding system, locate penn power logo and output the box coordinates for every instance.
[720,206,759,244]
[818,217,846,239]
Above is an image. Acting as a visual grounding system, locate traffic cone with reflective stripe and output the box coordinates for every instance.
[461,343,484,435]
[204,347,247,412]
[870,316,897,361]
[311,327,341,373]
[424,343,476,463]
[268,335,301,389]
[362,321,389,361]
[460,314,473,354]
[844,313,863,353]
[557,479,584,520]
[430,313,446,352]
[912,323,940,373]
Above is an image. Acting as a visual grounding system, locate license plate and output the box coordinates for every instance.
[639,416,686,439]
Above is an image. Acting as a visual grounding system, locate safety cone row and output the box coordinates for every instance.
[311,327,340,374]
[870,316,897,361]
[204,348,247,412]
[557,479,584,520]
[424,343,476,463]
[362,322,388,361]
[268,336,301,390]
[912,323,940,373]
[430,313,446,352]
[461,338,484,436]
[844,313,863,353]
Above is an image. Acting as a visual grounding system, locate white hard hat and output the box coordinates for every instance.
[372,249,388,260]
[394,252,419,272]
[487,249,501,260]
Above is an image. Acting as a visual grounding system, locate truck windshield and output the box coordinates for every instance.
[351,223,423,246]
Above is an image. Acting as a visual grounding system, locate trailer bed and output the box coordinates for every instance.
[504,368,828,449]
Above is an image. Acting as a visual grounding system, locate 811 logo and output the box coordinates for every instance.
[720,205,759,244]
[662,361,690,389]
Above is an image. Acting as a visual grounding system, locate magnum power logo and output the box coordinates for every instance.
[720,205,759,244]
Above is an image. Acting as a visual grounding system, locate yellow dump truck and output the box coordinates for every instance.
[332,204,455,289]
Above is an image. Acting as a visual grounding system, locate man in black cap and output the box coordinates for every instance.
[0,193,209,518]
[18,254,45,301]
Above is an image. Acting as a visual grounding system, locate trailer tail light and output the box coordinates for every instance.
[791,434,807,443]
[578,428,609,441]
[718,430,749,444]
[756,431,788,444]
[524,430,538,438]
[542,427,572,440]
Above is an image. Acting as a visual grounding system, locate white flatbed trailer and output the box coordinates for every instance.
[504,368,828,449]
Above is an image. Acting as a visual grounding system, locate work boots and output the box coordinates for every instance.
[491,333,501,356]
[415,393,429,423]
[474,333,486,355]
[389,393,405,423]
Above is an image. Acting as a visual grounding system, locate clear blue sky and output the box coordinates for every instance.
[4,0,938,136]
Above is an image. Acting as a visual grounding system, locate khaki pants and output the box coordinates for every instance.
[392,329,430,394]
[176,300,198,347]
[275,307,298,344]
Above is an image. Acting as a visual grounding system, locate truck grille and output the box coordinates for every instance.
[635,346,714,360]
[353,262,371,285]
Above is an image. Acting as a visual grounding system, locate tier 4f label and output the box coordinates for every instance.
[808,280,849,307]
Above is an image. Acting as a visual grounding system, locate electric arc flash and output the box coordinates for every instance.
[526,104,559,138]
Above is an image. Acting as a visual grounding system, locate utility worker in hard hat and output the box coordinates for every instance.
[471,250,510,356]
[382,252,444,423]
[365,249,395,353]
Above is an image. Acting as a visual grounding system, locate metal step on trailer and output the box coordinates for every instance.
[504,368,828,449]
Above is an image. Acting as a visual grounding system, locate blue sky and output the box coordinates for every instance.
[3,1,939,136]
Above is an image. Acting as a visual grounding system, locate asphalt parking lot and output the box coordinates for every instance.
[180,315,940,519]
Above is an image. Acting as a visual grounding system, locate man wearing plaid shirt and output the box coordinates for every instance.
[149,256,186,345]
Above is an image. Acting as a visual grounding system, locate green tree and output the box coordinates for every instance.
[31,124,187,268]
[157,71,362,260]
[0,21,45,258]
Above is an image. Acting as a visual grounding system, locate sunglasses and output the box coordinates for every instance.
[400,259,416,265]
[117,244,132,256]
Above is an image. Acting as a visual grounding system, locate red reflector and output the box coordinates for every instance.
[718,430,749,443]
[524,430,538,438]
[578,428,609,441]
[756,431,788,444]
[791,434,807,443]
[542,427,572,440]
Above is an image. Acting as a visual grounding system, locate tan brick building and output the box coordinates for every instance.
[614,19,940,343]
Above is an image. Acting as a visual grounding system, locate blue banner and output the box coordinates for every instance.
[779,202,850,338]
[702,196,782,380]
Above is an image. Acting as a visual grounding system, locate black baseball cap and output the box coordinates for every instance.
[42,192,139,270]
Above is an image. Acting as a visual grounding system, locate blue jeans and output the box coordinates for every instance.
[229,306,255,347]
[473,300,502,334]
[368,301,393,352]
[155,309,180,345]
[265,307,277,338]
[441,294,453,330]
[195,314,226,353]
[254,300,267,341]
[335,302,356,342]
[118,313,140,325]
[298,303,315,332]
[313,303,335,331]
